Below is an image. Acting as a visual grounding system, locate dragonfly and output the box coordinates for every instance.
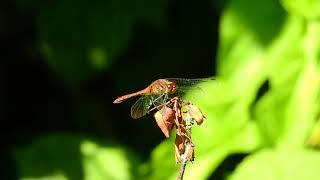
[113,78,215,119]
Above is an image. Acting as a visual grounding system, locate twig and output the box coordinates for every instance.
[177,112,194,180]
[177,155,187,180]
[177,143,193,180]
[168,97,198,180]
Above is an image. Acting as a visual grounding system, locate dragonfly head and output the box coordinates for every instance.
[167,81,177,94]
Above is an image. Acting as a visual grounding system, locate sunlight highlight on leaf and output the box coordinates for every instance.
[81,141,132,180]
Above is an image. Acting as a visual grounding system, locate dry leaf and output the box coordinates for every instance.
[175,134,185,154]
[174,134,185,163]
[154,106,175,138]
[175,146,181,163]
[186,104,206,125]
[186,144,194,162]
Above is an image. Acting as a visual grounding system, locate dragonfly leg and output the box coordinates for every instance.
[151,94,163,107]
[148,96,179,114]
[148,94,164,112]
[149,95,174,113]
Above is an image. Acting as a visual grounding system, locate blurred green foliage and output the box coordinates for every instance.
[14,134,140,180]
[17,0,168,86]
[149,0,320,179]
[13,0,320,179]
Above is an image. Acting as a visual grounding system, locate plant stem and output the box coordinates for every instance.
[177,155,187,180]
[176,98,195,180]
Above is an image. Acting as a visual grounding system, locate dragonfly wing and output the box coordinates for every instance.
[165,78,216,94]
[165,78,216,87]
[130,95,153,119]
[151,94,167,110]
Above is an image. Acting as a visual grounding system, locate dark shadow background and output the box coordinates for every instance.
[2,0,225,179]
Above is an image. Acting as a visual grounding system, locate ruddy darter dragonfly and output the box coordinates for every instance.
[113,78,214,119]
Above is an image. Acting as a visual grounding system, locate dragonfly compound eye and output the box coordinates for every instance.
[172,84,177,92]
[167,83,177,93]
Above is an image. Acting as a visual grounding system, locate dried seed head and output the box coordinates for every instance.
[154,106,175,138]
[174,134,185,163]
[175,134,185,154]
[186,144,195,162]
[186,104,206,125]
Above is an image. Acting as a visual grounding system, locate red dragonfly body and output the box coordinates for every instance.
[113,79,177,104]
[113,78,214,119]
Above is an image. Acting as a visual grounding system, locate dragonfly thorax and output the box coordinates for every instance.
[149,79,177,95]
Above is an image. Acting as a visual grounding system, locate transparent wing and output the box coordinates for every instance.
[165,78,216,87]
[165,78,216,93]
[151,94,167,110]
[130,95,153,119]
[150,94,175,120]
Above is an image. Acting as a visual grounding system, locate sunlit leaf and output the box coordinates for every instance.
[149,0,320,179]
[281,0,320,19]
[230,149,320,180]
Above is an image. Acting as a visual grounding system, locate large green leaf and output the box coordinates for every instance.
[148,80,262,179]
[149,0,320,179]
[230,149,320,180]
[281,0,320,19]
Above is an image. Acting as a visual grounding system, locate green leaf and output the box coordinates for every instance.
[230,149,320,180]
[279,62,320,148]
[281,0,320,19]
[148,0,320,179]
[81,141,133,180]
[148,80,262,179]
